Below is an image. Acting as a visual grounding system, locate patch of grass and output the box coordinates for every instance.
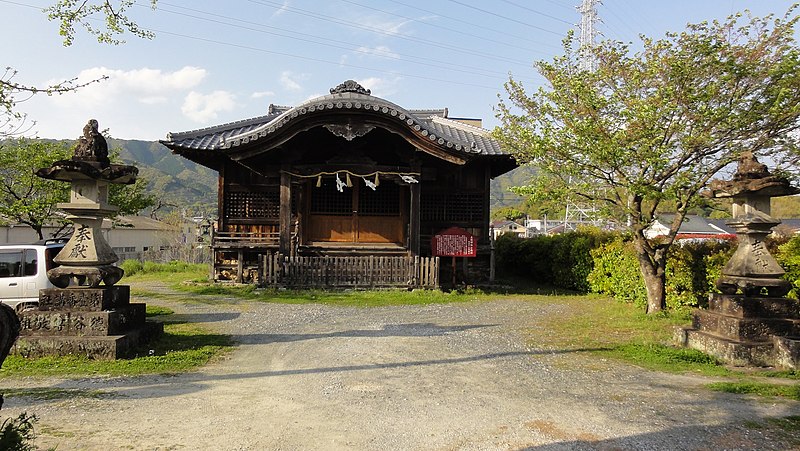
[127,270,208,287]
[707,381,800,400]
[536,296,734,376]
[764,370,800,380]
[538,295,692,348]
[0,322,234,378]
[0,387,115,401]
[175,283,494,306]
[596,343,731,376]
[145,305,174,317]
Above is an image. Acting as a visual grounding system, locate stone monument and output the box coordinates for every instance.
[677,152,800,368]
[14,119,162,359]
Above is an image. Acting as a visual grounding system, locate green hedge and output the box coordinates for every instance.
[495,228,616,292]
[587,238,736,309]
[497,231,800,308]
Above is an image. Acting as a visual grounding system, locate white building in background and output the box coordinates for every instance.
[0,216,181,261]
[644,214,735,241]
[490,220,528,239]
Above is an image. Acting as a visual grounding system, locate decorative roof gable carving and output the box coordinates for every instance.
[324,123,376,141]
[330,80,371,96]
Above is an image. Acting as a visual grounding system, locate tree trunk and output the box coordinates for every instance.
[640,260,666,314]
[632,237,668,314]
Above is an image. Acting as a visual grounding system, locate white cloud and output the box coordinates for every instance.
[303,92,324,102]
[279,71,306,92]
[47,66,207,109]
[356,16,412,37]
[139,96,168,105]
[271,0,291,17]
[356,76,401,97]
[251,90,275,99]
[181,90,236,122]
[354,45,399,60]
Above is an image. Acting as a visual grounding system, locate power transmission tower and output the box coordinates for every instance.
[577,0,601,71]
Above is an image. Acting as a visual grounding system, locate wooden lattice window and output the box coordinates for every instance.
[225,189,280,219]
[421,192,483,222]
[359,182,399,216]
[311,179,352,215]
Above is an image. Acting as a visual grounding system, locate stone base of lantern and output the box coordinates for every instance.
[48,264,124,289]
[14,286,163,360]
[677,294,800,369]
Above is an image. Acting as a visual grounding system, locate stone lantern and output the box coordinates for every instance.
[708,151,798,297]
[677,152,800,368]
[14,119,161,359]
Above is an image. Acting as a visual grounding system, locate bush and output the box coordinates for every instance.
[588,238,737,310]
[0,412,38,451]
[495,228,615,292]
[587,239,647,307]
[778,235,800,299]
[497,227,798,309]
[120,259,143,277]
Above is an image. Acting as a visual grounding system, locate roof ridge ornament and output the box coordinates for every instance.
[330,80,371,96]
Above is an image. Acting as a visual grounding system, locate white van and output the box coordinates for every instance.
[0,241,65,312]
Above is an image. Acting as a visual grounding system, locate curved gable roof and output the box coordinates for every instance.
[161,80,510,169]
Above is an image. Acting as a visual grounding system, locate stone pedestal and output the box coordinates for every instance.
[15,286,163,359]
[677,294,800,368]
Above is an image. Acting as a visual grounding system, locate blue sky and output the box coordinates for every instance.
[1,0,797,140]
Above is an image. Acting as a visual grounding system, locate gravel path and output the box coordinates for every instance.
[2,283,799,450]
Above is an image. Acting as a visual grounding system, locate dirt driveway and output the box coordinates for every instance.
[2,284,799,450]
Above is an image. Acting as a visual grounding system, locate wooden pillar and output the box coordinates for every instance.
[279,168,292,255]
[236,249,244,284]
[409,180,421,256]
[484,165,492,244]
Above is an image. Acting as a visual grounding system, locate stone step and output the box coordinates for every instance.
[678,327,775,367]
[19,303,146,337]
[692,310,800,341]
[14,322,163,360]
[38,285,131,312]
[773,336,800,370]
[709,294,800,319]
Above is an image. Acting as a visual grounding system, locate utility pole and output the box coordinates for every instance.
[578,0,601,71]
[558,0,603,233]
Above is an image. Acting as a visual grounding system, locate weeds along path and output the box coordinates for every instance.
[2,281,799,450]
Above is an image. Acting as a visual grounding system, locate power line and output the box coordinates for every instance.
[338,0,550,56]
[443,0,565,36]
[388,0,563,50]
[147,26,507,91]
[154,2,524,80]
[498,0,575,25]
[246,0,539,68]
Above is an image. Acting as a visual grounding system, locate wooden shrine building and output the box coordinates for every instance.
[161,80,516,288]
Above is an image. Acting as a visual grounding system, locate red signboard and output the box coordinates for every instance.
[431,227,477,257]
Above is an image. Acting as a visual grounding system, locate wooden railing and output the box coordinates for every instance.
[258,253,439,289]
[213,230,280,247]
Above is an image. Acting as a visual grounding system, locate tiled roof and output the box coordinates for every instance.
[161,82,506,158]
[422,116,504,156]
